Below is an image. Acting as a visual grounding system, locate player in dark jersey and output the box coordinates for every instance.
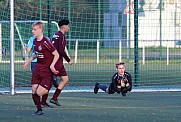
[23,21,59,115]
[50,19,73,106]
[94,62,132,97]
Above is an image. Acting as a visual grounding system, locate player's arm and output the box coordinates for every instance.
[126,74,132,91]
[23,54,37,70]
[26,47,31,52]
[59,45,72,62]
[58,37,73,64]
[111,75,118,91]
[26,36,34,52]
[50,50,59,74]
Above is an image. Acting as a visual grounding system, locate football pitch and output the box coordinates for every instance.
[0,92,181,122]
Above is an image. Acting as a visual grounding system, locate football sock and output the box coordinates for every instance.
[32,94,42,110]
[41,94,48,105]
[52,89,62,101]
[98,84,107,92]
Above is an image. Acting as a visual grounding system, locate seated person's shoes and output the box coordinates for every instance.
[94,82,99,94]
[121,92,126,97]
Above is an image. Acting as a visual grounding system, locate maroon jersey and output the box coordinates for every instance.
[51,31,70,76]
[51,31,70,63]
[32,36,56,90]
[34,36,56,69]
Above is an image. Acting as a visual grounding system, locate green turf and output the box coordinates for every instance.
[0,92,181,122]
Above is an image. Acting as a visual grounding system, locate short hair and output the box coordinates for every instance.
[115,62,125,68]
[58,19,69,27]
[32,21,44,30]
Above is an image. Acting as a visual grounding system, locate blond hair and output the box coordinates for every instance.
[32,21,44,30]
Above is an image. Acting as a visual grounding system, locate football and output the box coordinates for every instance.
[121,80,126,87]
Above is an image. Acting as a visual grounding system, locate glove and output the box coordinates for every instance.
[117,76,122,90]
[121,76,128,87]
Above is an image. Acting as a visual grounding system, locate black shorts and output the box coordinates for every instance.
[31,62,37,73]
[108,86,116,94]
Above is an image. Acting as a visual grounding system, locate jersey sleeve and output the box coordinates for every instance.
[26,36,35,48]
[52,33,70,62]
[128,75,132,86]
[126,72,132,91]
[26,36,37,62]
[57,38,70,62]
[111,73,118,91]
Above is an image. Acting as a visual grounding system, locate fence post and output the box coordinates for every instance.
[119,40,122,62]
[10,0,15,95]
[97,40,100,64]
[142,45,145,65]
[167,44,169,65]
[75,39,78,64]
[0,23,2,62]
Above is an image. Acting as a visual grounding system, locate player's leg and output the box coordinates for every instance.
[50,76,68,106]
[36,85,49,97]
[31,70,44,115]
[37,69,55,108]
[41,92,53,108]
[52,76,59,88]
[94,82,100,94]
[31,63,52,108]
[31,63,44,114]
[39,74,54,108]
[94,82,109,94]
[57,75,68,90]
[31,62,36,73]
[36,84,54,108]
[41,77,53,108]
[32,84,43,115]
[121,85,131,97]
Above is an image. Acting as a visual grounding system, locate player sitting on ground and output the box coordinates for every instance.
[94,62,132,97]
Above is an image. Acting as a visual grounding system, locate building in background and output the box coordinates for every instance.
[103,0,181,48]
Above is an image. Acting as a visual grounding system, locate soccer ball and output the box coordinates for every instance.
[121,80,126,87]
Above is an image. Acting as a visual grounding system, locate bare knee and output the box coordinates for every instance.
[32,84,38,94]
[36,85,48,96]
[57,76,69,90]
[62,76,69,84]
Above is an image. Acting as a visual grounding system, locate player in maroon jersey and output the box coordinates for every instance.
[23,21,59,115]
[50,19,73,106]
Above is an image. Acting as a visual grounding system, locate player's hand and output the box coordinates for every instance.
[23,61,29,70]
[117,85,121,89]
[117,85,121,92]
[68,60,73,65]
[126,83,129,87]
[50,66,59,74]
